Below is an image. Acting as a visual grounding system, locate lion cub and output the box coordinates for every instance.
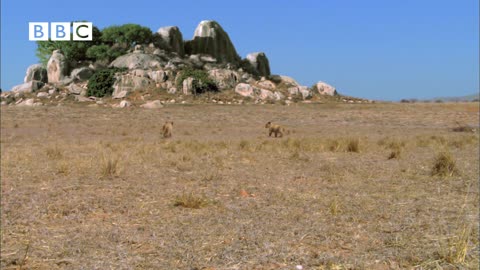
[162,121,174,138]
[265,121,286,138]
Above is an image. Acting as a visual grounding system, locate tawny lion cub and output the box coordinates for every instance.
[162,121,174,138]
[265,121,287,138]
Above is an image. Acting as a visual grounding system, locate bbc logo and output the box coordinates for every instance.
[29,22,93,41]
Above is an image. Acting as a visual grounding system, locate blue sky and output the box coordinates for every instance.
[1,0,478,100]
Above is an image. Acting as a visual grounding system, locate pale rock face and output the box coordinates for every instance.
[37,92,49,98]
[279,75,299,87]
[110,53,164,70]
[47,50,68,83]
[132,69,149,78]
[258,89,275,100]
[185,20,240,64]
[234,83,255,98]
[315,81,337,96]
[148,70,167,83]
[182,77,194,95]
[17,98,35,106]
[24,64,48,83]
[288,86,312,99]
[246,52,271,77]
[157,26,185,57]
[112,74,152,98]
[208,69,239,90]
[140,100,163,109]
[273,91,284,100]
[11,80,44,93]
[257,79,275,90]
[168,87,177,94]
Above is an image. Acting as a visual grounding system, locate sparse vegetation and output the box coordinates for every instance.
[175,67,218,95]
[431,151,458,177]
[173,192,209,209]
[346,138,360,152]
[87,68,126,97]
[1,103,478,269]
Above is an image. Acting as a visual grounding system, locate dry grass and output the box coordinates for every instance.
[1,102,478,269]
[346,138,360,153]
[173,192,210,209]
[431,151,459,177]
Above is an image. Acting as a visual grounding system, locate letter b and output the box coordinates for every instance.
[29,22,49,41]
[51,22,70,41]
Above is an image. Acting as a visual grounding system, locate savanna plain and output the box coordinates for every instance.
[1,102,479,269]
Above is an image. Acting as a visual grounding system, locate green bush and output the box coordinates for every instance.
[87,68,126,97]
[176,68,218,95]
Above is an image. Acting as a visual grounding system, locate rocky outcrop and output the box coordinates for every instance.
[279,75,299,87]
[157,26,185,57]
[110,53,164,70]
[70,67,94,82]
[235,83,255,98]
[246,52,270,77]
[208,69,239,90]
[257,79,275,90]
[68,84,87,96]
[288,86,312,99]
[314,81,337,96]
[185,20,240,64]
[47,50,68,83]
[24,64,48,83]
[11,80,45,93]
[112,74,153,98]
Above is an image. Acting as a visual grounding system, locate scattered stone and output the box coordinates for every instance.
[37,92,49,98]
[68,84,87,96]
[119,100,131,108]
[140,100,163,109]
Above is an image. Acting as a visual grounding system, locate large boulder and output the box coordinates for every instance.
[314,81,337,96]
[208,69,239,90]
[70,67,94,82]
[11,80,44,93]
[68,84,87,96]
[234,83,255,98]
[157,26,185,57]
[110,53,164,70]
[24,64,48,83]
[47,50,68,83]
[279,75,300,87]
[257,79,275,90]
[246,52,270,77]
[112,74,153,98]
[288,86,312,99]
[258,89,275,100]
[184,20,241,64]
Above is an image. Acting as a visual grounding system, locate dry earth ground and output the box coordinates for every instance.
[1,102,479,269]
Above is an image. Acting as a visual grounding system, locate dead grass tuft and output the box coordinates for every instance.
[346,138,360,153]
[173,192,209,209]
[46,146,63,159]
[101,154,119,178]
[431,151,458,177]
